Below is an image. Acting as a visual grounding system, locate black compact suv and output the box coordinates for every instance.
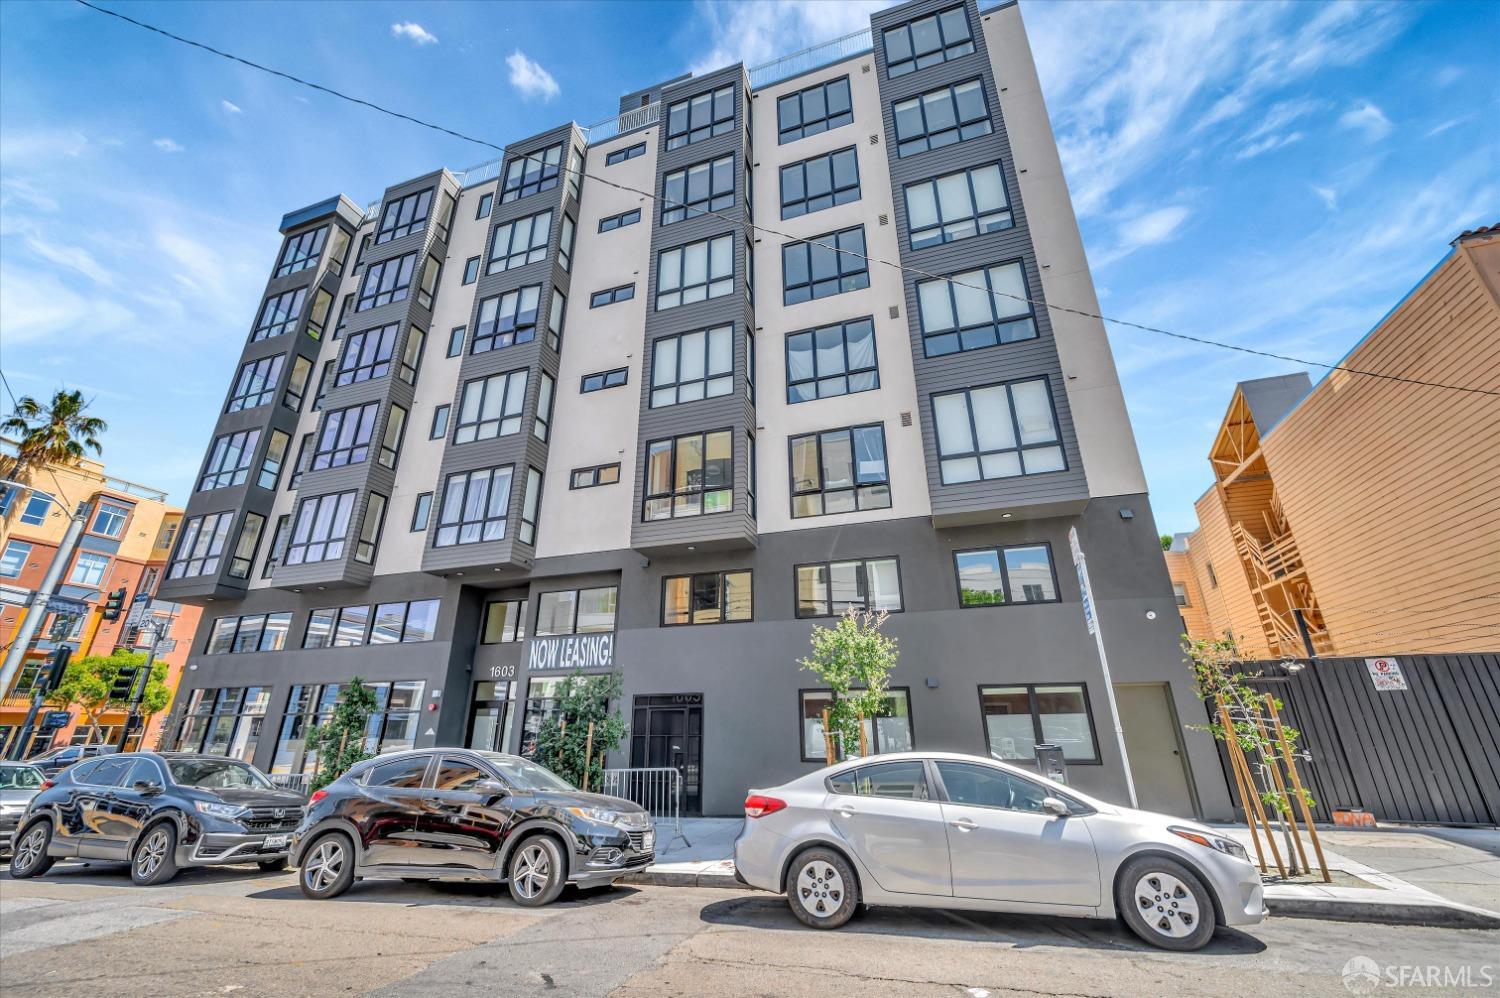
[290,749,654,905]
[8,752,306,885]
[28,743,117,778]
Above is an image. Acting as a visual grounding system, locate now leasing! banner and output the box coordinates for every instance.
[526,633,615,672]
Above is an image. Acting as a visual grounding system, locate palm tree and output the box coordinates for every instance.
[0,389,109,484]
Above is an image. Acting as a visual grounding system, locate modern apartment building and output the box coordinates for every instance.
[156,0,1224,818]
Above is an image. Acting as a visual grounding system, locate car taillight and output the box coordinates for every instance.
[744,794,786,818]
[309,789,328,805]
[40,780,54,790]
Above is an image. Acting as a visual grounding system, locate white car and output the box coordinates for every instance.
[733,751,1265,950]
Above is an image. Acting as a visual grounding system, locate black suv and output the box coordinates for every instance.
[8,752,306,885]
[28,743,117,777]
[290,749,654,905]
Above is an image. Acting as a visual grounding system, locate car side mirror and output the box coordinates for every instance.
[133,781,163,796]
[1042,796,1070,817]
[475,779,508,796]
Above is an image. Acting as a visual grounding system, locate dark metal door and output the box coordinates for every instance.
[631,694,703,815]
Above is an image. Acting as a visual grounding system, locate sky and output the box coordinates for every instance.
[1,0,1495,532]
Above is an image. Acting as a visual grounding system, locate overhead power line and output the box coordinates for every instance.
[73,0,1500,398]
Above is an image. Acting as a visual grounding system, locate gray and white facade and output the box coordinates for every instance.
[157,1,1233,819]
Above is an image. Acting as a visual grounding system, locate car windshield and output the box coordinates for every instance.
[474,753,575,792]
[0,765,43,789]
[167,758,272,790]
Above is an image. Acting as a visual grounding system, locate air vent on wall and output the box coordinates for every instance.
[869,134,880,145]
[878,213,889,226]
[889,305,900,319]
[900,411,913,427]
[862,64,872,74]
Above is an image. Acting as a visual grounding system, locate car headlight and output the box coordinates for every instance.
[1169,825,1249,861]
[566,806,624,826]
[194,800,250,820]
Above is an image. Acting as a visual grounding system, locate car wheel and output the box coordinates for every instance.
[1116,856,1217,951]
[299,833,355,900]
[786,848,859,930]
[507,835,566,907]
[257,857,289,872]
[131,823,180,886]
[9,820,55,879]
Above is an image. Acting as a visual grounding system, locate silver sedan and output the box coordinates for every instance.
[733,751,1265,950]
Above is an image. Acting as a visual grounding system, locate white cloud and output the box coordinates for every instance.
[1434,65,1462,87]
[1091,204,1191,268]
[1337,100,1393,141]
[221,99,242,114]
[1235,131,1304,161]
[0,264,136,345]
[152,137,184,153]
[1425,115,1471,139]
[506,50,559,101]
[1311,185,1339,210]
[688,0,895,75]
[391,21,438,46]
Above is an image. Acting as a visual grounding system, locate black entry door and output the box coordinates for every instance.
[630,695,703,816]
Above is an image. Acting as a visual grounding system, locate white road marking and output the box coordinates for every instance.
[0,904,192,959]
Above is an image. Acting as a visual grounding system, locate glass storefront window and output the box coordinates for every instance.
[980,684,1097,762]
[800,689,912,762]
[172,687,268,763]
[270,679,427,774]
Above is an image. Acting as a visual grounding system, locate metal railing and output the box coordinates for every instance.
[581,101,661,146]
[748,27,873,90]
[602,766,690,847]
[269,773,310,794]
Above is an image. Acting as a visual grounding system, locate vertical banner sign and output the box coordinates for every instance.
[1364,657,1408,691]
[1068,527,1138,808]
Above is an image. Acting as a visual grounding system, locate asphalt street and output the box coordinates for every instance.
[2,861,1496,997]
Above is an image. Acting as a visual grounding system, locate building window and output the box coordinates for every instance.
[285,491,356,565]
[283,356,313,412]
[662,570,751,625]
[250,288,307,342]
[206,612,292,655]
[883,5,974,78]
[500,143,562,203]
[534,373,555,442]
[475,191,493,218]
[430,404,450,439]
[520,677,567,758]
[894,78,992,157]
[312,402,378,469]
[335,323,397,385]
[305,289,334,340]
[370,598,439,643]
[657,234,734,309]
[570,463,620,489]
[472,286,540,353]
[777,76,852,144]
[581,368,628,393]
[227,512,265,579]
[933,378,1064,483]
[168,511,233,579]
[375,188,433,243]
[88,500,131,537]
[333,294,354,338]
[326,228,353,277]
[801,689,912,761]
[780,147,860,219]
[796,558,902,618]
[598,208,640,232]
[289,433,313,489]
[917,261,1036,356]
[354,494,388,564]
[261,515,289,579]
[275,226,327,277]
[666,84,734,149]
[650,326,732,407]
[434,465,513,546]
[272,681,424,774]
[643,429,732,521]
[454,370,528,442]
[536,586,618,636]
[303,605,370,649]
[260,430,290,490]
[481,599,527,643]
[590,283,635,308]
[662,153,735,225]
[790,424,891,518]
[565,146,583,201]
[447,326,465,357]
[782,226,869,305]
[398,326,424,385]
[1173,583,1190,607]
[1,540,32,578]
[904,163,1012,249]
[226,355,284,412]
[172,687,271,762]
[18,494,50,526]
[411,492,432,531]
[605,141,645,165]
[519,467,541,545]
[1206,562,1219,588]
[416,254,441,310]
[955,543,1059,606]
[378,405,407,469]
[546,290,566,351]
[557,214,576,272]
[981,684,1098,763]
[786,317,877,403]
[312,362,334,411]
[487,210,552,274]
[462,256,480,284]
[356,252,416,310]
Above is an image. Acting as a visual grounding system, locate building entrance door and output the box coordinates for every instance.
[467,682,512,753]
[1116,683,1198,818]
[630,694,703,815]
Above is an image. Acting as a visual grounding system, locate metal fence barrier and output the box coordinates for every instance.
[269,773,310,794]
[602,767,690,848]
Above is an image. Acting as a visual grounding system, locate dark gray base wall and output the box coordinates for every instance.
[167,492,1232,819]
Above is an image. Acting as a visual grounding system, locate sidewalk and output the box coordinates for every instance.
[625,817,1500,928]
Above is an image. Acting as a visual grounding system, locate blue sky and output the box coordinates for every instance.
[1,0,1495,531]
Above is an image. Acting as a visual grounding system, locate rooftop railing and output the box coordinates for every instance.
[747,27,873,90]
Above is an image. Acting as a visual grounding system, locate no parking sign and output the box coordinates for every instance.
[1364,657,1408,691]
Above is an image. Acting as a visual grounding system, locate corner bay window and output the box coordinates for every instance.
[488,209,551,273]
[434,465,513,546]
[981,684,1098,763]
[276,226,327,277]
[651,326,732,407]
[782,226,869,305]
[663,154,734,224]
[663,570,751,625]
[790,424,890,518]
[666,84,734,150]
[285,491,356,565]
[643,429,732,520]
[226,355,284,413]
[933,378,1064,483]
[251,288,306,341]
[272,681,425,774]
[536,586,618,636]
[801,690,912,762]
[796,558,902,617]
[917,260,1037,356]
[786,317,877,403]
[199,429,260,491]
[472,286,540,353]
[500,143,561,203]
[336,323,397,385]
[883,5,975,77]
[168,511,233,579]
[312,402,378,469]
[454,370,528,442]
[375,188,432,243]
[657,235,733,310]
[905,163,1012,249]
[893,79,992,157]
[356,252,416,310]
[955,543,1059,606]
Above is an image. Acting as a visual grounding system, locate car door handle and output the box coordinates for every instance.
[950,818,977,832]
[836,806,858,817]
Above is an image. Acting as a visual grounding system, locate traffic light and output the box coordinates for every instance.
[43,646,72,695]
[109,666,139,700]
[101,587,128,622]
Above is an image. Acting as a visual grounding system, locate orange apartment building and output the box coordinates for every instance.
[0,447,201,754]
[1167,225,1500,659]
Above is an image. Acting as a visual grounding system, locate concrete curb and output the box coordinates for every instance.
[1266,896,1500,930]
[621,870,743,890]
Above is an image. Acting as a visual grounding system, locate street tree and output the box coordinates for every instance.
[0,389,108,484]
[532,670,626,790]
[799,608,899,761]
[308,678,378,792]
[48,649,169,744]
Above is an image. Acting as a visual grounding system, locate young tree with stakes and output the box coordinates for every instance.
[800,608,899,762]
[533,670,627,790]
[308,678,379,792]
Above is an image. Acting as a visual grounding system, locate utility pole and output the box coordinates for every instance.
[117,616,164,752]
[0,491,90,705]
[6,645,71,761]
[1068,527,1139,808]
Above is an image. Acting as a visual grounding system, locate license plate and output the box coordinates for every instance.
[642,830,655,852]
[263,834,289,849]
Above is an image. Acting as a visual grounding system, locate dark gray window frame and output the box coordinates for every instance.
[976,682,1101,766]
[893,78,992,158]
[903,162,1014,250]
[356,252,416,310]
[952,541,1062,608]
[777,76,853,144]
[662,153,735,225]
[930,376,1066,484]
[312,401,378,470]
[779,146,860,220]
[605,141,646,165]
[781,226,870,306]
[335,323,397,386]
[569,463,621,489]
[916,259,1038,357]
[642,428,734,521]
[788,422,892,519]
[226,355,285,413]
[785,316,879,404]
[581,367,628,393]
[375,188,433,244]
[590,283,636,308]
[793,556,904,618]
[660,570,753,627]
[598,208,641,232]
[275,225,328,277]
[882,4,975,78]
[462,256,480,284]
[250,287,307,342]
[472,285,541,354]
[500,143,562,203]
[486,208,552,274]
[665,84,735,150]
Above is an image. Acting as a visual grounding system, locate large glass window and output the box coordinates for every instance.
[168,511,233,579]
[932,379,1064,483]
[789,424,890,518]
[904,163,1012,249]
[520,677,566,758]
[795,558,902,618]
[657,235,734,309]
[416,254,441,310]
[271,680,426,774]
[379,405,407,469]
[650,326,732,407]
[777,76,852,144]
[0,540,32,578]
[283,356,313,412]
[173,687,270,762]
[786,317,877,403]
[955,543,1059,606]
[801,690,912,762]
[303,605,369,649]
[312,402,378,469]
[284,491,355,565]
[666,84,735,149]
[500,143,562,203]
[335,323,397,385]
[276,226,327,277]
[780,147,860,219]
[472,286,540,353]
[454,370,528,442]
[206,612,293,654]
[481,599,528,644]
[782,226,869,305]
[883,5,974,77]
[228,512,265,578]
[369,599,440,643]
[356,252,416,310]
[536,586,618,636]
[519,468,542,545]
[375,188,433,243]
[662,570,751,625]
[487,209,552,274]
[199,430,259,491]
[226,355,284,412]
[916,260,1036,356]
[981,684,1098,762]
[663,154,735,225]
[250,288,307,342]
[354,493,387,564]
[893,79,992,157]
[68,551,109,586]
[643,430,732,520]
[434,465,513,546]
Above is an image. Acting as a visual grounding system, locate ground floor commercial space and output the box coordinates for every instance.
[158,499,1235,818]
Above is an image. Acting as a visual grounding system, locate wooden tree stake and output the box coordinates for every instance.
[1254,714,1308,874]
[1266,694,1331,883]
[856,710,869,757]
[1220,699,1284,877]
[822,708,835,764]
[583,721,595,792]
